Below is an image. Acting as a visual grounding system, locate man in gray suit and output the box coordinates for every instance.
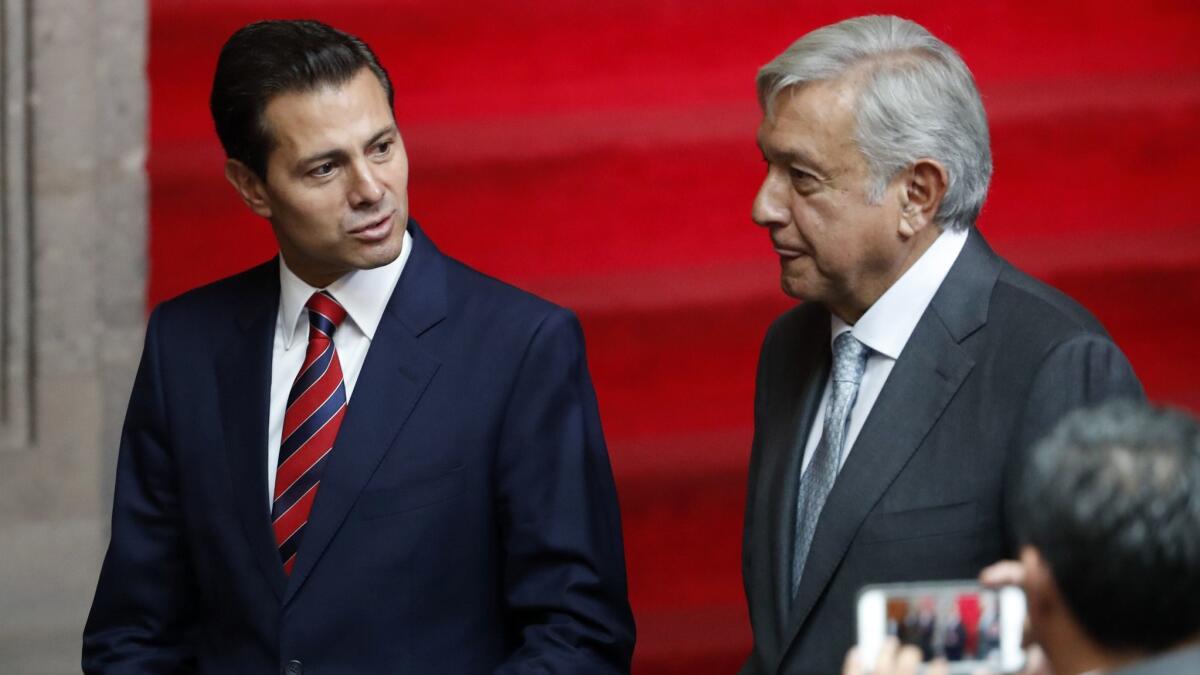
[741,16,1143,674]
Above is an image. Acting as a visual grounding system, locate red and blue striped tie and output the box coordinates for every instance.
[272,291,348,575]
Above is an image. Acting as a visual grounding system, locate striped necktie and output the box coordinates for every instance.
[272,291,349,575]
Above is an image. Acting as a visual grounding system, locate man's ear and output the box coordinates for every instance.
[897,158,948,239]
[224,159,273,219]
[1020,545,1061,623]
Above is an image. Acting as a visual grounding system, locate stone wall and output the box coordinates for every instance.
[0,0,146,672]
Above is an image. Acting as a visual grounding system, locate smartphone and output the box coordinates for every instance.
[856,580,1026,674]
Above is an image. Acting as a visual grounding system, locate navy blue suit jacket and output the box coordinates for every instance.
[84,221,635,673]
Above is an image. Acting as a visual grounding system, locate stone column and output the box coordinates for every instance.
[0,0,146,672]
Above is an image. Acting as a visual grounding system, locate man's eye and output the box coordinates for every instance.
[789,167,815,182]
[373,141,393,156]
[310,162,336,177]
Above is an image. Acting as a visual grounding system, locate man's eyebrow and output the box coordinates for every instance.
[365,124,398,148]
[760,142,824,172]
[297,147,348,169]
[295,126,397,169]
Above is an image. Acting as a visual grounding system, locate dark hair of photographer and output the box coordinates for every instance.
[209,19,394,180]
[1015,399,1200,652]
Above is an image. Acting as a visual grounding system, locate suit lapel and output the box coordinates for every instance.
[779,230,999,662]
[284,221,446,605]
[215,260,288,601]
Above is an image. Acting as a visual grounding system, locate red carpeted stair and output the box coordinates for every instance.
[149,1,1200,671]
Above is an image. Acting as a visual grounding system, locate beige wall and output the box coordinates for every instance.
[0,0,146,672]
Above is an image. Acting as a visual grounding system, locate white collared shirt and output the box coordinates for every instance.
[265,229,413,504]
[799,227,969,475]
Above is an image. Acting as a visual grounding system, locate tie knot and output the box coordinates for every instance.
[305,291,347,337]
[831,331,869,384]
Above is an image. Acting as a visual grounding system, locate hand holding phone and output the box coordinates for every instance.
[844,638,939,675]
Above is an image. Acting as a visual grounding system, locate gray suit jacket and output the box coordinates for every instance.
[741,230,1144,674]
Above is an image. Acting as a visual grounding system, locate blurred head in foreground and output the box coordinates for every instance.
[1016,400,1200,674]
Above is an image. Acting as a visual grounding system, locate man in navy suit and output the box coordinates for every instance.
[83,20,635,673]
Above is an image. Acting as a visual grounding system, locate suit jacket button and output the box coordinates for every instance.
[283,660,302,675]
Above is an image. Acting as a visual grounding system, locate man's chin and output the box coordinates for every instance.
[780,276,814,302]
[355,244,404,271]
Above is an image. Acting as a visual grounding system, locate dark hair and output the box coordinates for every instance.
[1016,400,1200,652]
[209,19,394,179]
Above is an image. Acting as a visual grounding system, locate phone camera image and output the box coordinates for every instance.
[887,590,1000,664]
[857,581,1026,674]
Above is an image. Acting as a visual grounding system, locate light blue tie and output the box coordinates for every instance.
[792,331,870,598]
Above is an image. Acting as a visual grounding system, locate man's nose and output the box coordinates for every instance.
[348,161,384,207]
[751,169,789,228]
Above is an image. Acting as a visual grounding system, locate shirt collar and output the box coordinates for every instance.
[278,228,413,350]
[831,226,969,360]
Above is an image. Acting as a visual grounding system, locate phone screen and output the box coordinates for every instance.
[857,581,1025,674]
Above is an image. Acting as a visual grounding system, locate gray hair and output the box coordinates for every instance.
[757,15,991,231]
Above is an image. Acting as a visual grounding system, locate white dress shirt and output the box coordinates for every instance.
[799,227,969,475]
[265,229,413,504]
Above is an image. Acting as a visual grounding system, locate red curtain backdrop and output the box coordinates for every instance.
[148,2,1200,671]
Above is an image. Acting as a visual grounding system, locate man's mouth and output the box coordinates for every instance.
[348,211,395,242]
[773,245,806,259]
